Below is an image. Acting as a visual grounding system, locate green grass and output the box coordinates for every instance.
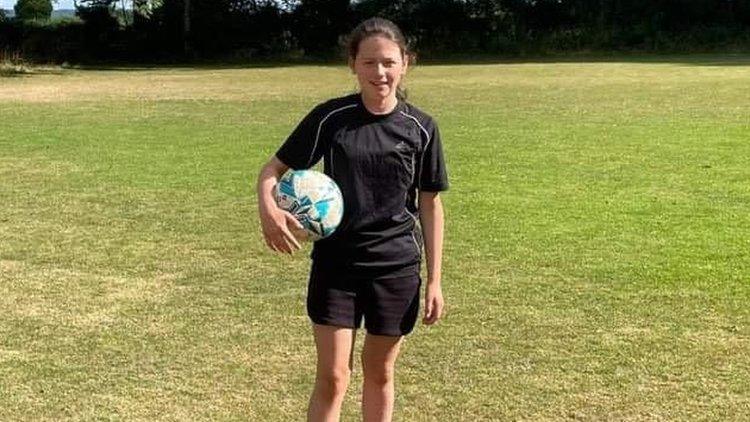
[1,56,749,420]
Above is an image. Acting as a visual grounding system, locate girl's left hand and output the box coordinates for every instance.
[423,283,444,325]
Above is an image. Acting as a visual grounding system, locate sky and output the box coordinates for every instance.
[2,0,78,9]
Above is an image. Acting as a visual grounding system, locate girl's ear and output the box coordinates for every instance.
[348,57,355,74]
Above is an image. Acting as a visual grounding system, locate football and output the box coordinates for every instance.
[274,169,344,241]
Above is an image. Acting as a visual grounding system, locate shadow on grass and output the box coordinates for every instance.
[5,52,749,75]
[422,52,750,67]
[0,65,68,77]
[73,57,340,72]
[66,52,750,72]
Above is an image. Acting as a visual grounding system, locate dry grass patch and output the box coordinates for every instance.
[0,67,351,103]
[0,261,179,329]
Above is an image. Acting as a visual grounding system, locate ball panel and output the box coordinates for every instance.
[274,170,344,240]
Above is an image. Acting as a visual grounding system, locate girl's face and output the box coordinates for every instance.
[350,35,407,103]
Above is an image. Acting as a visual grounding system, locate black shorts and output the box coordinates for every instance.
[306,266,422,337]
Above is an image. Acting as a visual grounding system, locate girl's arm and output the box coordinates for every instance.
[418,191,445,325]
[257,156,304,254]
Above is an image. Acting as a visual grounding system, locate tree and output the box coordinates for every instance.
[76,0,120,57]
[14,0,54,21]
[183,0,190,54]
[76,0,120,30]
[291,0,351,56]
[132,0,163,29]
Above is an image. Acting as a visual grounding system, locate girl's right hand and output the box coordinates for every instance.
[260,205,305,254]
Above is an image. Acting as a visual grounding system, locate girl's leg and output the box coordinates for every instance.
[307,323,357,422]
[361,333,404,422]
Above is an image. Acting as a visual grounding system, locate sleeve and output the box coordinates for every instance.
[419,119,449,192]
[275,103,328,170]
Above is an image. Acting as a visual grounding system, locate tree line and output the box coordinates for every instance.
[2,0,750,63]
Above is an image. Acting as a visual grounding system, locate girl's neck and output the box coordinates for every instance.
[360,93,398,115]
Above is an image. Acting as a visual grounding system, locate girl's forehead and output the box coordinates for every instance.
[356,35,403,57]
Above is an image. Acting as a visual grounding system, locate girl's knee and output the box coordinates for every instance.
[316,367,351,399]
[362,363,395,386]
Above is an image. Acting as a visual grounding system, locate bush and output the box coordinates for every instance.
[0,18,87,63]
[76,4,121,58]
[0,48,30,76]
[14,0,53,22]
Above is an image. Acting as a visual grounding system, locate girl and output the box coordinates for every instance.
[256,17,448,422]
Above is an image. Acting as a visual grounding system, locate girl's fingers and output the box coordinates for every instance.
[265,227,299,254]
[267,232,290,254]
[263,233,278,252]
[285,212,304,230]
[423,299,434,324]
[423,298,444,325]
[280,236,296,254]
[291,227,309,241]
[281,227,302,250]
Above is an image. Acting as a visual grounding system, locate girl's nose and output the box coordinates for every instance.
[376,63,386,75]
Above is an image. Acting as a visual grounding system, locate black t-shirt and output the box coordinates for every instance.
[276,93,449,279]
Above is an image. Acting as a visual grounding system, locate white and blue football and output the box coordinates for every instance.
[274,170,344,241]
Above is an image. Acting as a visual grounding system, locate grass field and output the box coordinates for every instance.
[1,56,750,421]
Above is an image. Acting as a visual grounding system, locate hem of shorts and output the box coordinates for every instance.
[308,315,359,330]
[365,326,415,337]
[309,316,417,337]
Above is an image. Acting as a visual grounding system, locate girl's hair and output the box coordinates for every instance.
[345,17,415,101]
